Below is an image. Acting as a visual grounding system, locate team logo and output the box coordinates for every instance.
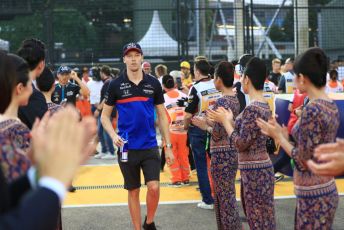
[123,89,131,96]
[66,91,74,97]
[143,89,154,95]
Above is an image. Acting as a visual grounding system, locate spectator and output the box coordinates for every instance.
[326,69,343,93]
[142,61,152,75]
[162,74,190,187]
[36,67,61,114]
[180,61,193,87]
[268,58,282,86]
[87,67,104,113]
[278,58,295,94]
[184,59,222,210]
[110,68,120,79]
[82,67,90,83]
[52,66,90,106]
[94,65,116,160]
[154,64,167,85]
[17,38,48,129]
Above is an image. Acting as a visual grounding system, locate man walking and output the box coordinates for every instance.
[101,43,174,230]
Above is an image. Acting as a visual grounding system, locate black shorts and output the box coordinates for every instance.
[118,147,161,190]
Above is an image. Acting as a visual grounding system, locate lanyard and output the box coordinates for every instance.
[61,86,65,101]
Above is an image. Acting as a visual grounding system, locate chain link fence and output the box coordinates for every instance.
[0,0,343,72]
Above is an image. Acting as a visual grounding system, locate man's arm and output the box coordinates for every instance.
[101,104,116,138]
[71,71,90,97]
[155,104,174,165]
[101,104,123,146]
[183,86,198,130]
[184,112,193,130]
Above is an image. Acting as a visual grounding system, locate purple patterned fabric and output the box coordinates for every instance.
[210,95,241,230]
[47,102,62,115]
[0,119,31,182]
[231,101,276,229]
[292,99,339,229]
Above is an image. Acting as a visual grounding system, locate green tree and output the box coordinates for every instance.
[0,8,97,52]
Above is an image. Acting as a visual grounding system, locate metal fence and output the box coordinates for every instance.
[0,0,343,71]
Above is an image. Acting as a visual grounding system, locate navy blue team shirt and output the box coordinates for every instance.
[105,70,164,150]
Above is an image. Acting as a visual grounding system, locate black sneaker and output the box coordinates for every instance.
[168,182,182,188]
[275,175,284,183]
[182,180,190,186]
[143,216,157,230]
[68,186,76,193]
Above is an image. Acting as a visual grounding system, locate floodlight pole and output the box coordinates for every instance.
[199,0,206,56]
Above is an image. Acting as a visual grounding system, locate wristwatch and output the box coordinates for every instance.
[166,143,173,148]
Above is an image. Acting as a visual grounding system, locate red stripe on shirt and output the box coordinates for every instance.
[117,96,149,104]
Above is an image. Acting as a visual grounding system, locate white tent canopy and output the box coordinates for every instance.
[138,10,178,56]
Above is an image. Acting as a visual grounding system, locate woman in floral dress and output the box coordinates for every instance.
[0,52,32,182]
[258,47,339,229]
[208,57,276,229]
[193,61,241,230]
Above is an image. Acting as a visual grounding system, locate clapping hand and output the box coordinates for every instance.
[307,138,344,176]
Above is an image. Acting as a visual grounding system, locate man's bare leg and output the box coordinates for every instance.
[128,188,141,230]
[146,181,160,224]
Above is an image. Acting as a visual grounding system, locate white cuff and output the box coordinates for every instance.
[39,177,66,202]
[27,167,37,189]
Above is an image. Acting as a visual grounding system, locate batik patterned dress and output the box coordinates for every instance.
[210,95,241,230]
[230,101,276,229]
[47,102,62,115]
[291,99,339,229]
[0,119,31,182]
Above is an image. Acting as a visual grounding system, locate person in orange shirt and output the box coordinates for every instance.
[326,69,343,93]
[162,74,190,187]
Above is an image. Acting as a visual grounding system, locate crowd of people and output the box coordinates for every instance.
[0,38,344,230]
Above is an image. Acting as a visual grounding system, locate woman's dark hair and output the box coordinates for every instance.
[244,57,267,90]
[293,47,328,88]
[194,59,212,77]
[329,69,338,81]
[215,61,234,87]
[7,53,30,87]
[0,51,17,113]
[36,67,55,92]
[162,74,175,89]
[17,38,45,71]
[90,66,101,81]
[101,65,111,77]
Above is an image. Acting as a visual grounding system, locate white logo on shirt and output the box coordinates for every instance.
[120,83,131,90]
[143,89,154,95]
[66,91,74,97]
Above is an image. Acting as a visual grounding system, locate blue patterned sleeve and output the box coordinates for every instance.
[231,105,260,152]
[291,104,322,171]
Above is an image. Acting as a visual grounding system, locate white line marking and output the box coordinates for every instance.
[63,194,344,208]
[82,164,117,167]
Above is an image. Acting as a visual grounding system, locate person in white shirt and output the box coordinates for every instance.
[326,69,343,93]
[87,67,104,113]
